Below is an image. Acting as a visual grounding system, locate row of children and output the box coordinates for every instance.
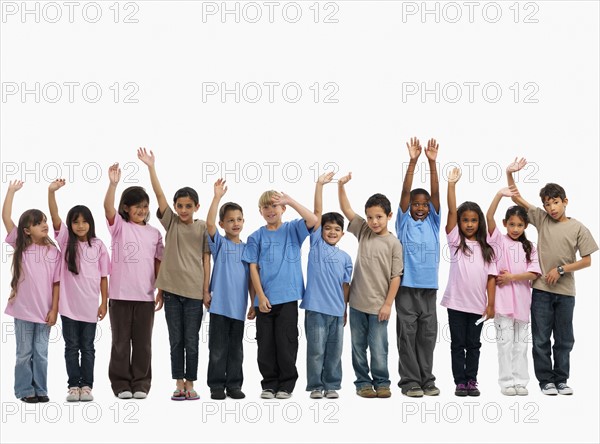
[3,140,597,404]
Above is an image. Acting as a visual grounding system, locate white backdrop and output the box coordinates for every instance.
[1,1,598,443]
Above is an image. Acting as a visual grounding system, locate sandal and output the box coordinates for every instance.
[171,389,186,401]
[185,389,200,401]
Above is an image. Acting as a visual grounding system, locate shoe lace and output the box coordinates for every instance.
[81,387,92,395]
[69,387,79,395]
[468,380,478,389]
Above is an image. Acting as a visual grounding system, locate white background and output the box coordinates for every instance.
[1,1,598,443]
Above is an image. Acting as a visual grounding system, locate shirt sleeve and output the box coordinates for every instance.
[576,223,599,257]
[430,202,441,231]
[155,229,164,261]
[208,230,223,259]
[98,240,111,277]
[107,213,123,237]
[527,206,545,228]
[343,253,353,284]
[241,231,260,264]
[348,215,369,241]
[527,244,542,275]
[5,226,17,248]
[391,238,404,278]
[291,218,311,244]
[55,222,68,249]
[157,206,174,231]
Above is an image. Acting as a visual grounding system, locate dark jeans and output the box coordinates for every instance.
[447,308,484,385]
[531,289,575,388]
[256,301,299,393]
[61,315,97,388]
[164,292,204,381]
[207,313,244,390]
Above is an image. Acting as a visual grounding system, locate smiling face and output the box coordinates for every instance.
[259,202,285,229]
[220,209,244,239]
[322,221,344,246]
[410,193,430,221]
[174,196,199,224]
[503,214,527,241]
[124,201,149,225]
[365,205,392,235]
[71,214,90,241]
[459,210,479,241]
[543,196,568,222]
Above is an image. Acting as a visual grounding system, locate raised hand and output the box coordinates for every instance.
[498,187,514,198]
[447,167,461,184]
[317,171,335,185]
[7,180,24,193]
[425,138,439,161]
[213,178,228,198]
[406,137,422,160]
[507,157,527,173]
[108,163,121,185]
[48,178,66,192]
[337,172,352,186]
[137,147,155,167]
[271,191,290,206]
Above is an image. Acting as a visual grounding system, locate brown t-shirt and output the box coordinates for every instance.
[529,207,598,296]
[347,216,403,314]
[156,206,210,299]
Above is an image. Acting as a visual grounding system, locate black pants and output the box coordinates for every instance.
[256,301,299,393]
[447,308,483,385]
[207,313,245,390]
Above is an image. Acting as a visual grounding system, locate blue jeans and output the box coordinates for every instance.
[207,313,245,390]
[14,319,50,399]
[163,292,204,381]
[531,289,575,388]
[61,315,97,388]
[350,307,390,389]
[305,310,344,391]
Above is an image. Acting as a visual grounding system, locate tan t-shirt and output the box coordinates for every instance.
[529,207,598,296]
[348,216,403,314]
[156,206,210,299]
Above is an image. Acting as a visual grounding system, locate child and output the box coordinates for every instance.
[2,180,60,403]
[301,172,353,399]
[337,173,403,398]
[507,158,598,395]
[395,137,441,397]
[241,189,317,399]
[48,179,110,402]
[486,187,541,396]
[441,167,497,397]
[206,178,255,400]
[104,162,164,399]
[138,148,210,401]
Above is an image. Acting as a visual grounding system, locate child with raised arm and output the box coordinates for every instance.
[205,179,255,400]
[301,172,353,399]
[507,158,598,396]
[104,162,164,400]
[48,179,110,402]
[395,137,441,397]
[3,181,60,403]
[486,187,541,396]
[138,148,210,401]
[241,189,317,399]
[338,173,403,398]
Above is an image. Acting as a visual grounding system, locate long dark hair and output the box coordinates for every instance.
[117,186,150,223]
[65,205,96,275]
[504,205,533,263]
[455,201,495,263]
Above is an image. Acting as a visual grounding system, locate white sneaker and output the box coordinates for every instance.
[310,390,323,399]
[275,390,292,399]
[501,386,517,396]
[80,386,94,402]
[324,390,339,399]
[66,387,80,402]
[118,391,133,399]
[541,383,558,395]
[514,385,528,396]
[133,391,147,399]
[556,383,573,395]
[261,389,275,399]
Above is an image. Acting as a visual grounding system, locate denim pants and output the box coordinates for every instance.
[61,315,97,389]
[447,308,484,385]
[14,319,50,399]
[305,310,344,391]
[350,307,390,389]
[164,292,204,381]
[531,289,575,388]
[207,313,244,390]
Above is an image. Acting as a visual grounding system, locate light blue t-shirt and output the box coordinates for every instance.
[395,203,441,289]
[208,230,249,321]
[241,219,310,306]
[300,227,353,317]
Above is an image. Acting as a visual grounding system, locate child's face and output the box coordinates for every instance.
[124,201,149,225]
[24,217,49,243]
[365,205,392,235]
[542,196,568,221]
[410,194,430,221]
[459,210,479,240]
[259,202,285,227]
[503,215,527,241]
[174,196,199,225]
[220,209,244,238]
[71,214,90,241]
[322,222,344,246]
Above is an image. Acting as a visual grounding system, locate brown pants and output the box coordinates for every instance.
[108,300,155,395]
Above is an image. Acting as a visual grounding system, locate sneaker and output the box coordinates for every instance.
[467,380,480,397]
[211,388,226,400]
[356,386,377,398]
[324,390,339,399]
[276,390,292,399]
[66,387,80,402]
[376,386,391,398]
[20,396,38,404]
[541,383,558,395]
[501,386,517,396]
[310,390,323,399]
[226,388,246,399]
[404,386,424,397]
[261,389,276,399]
[80,386,94,402]
[454,384,468,397]
[118,391,133,399]
[557,383,573,395]
[423,384,440,396]
[515,385,528,396]
[37,395,50,403]
[133,391,147,399]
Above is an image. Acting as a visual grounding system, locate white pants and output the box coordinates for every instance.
[495,314,530,388]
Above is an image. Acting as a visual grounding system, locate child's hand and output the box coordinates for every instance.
[485,305,495,320]
[137,147,155,167]
[343,309,348,327]
[497,187,514,198]
[203,290,212,309]
[46,309,58,326]
[48,178,66,192]
[258,296,272,313]
[317,171,335,185]
[496,270,513,287]
[447,167,461,184]
[7,180,24,193]
[154,290,164,311]
[406,137,422,160]
[424,138,439,161]
[507,157,527,173]
[108,163,121,185]
[213,178,228,198]
[271,191,290,206]
[337,172,352,186]
[98,302,107,321]
[378,303,392,322]
[247,306,256,320]
[545,268,560,285]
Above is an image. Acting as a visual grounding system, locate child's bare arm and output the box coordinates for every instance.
[506,157,533,209]
[250,263,271,313]
[272,192,318,229]
[314,172,334,230]
[486,187,513,235]
[98,276,108,321]
[497,270,539,287]
[137,148,169,217]
[425,138,440,213]
[2,180,23,233]
[48,179,66,230]
[400,137,421,213]
[337,173,357,222]
[343,283,350,326]
[545,255,593,285]
[203,252,211,308]
[379,276,400,322]
[485,276,496,319]
[247,279,256,320]
[104,163,120,225]
[207,179,227,238]
[445,168,461,234]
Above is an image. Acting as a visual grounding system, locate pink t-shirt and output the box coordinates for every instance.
[107,214,164,302]
[56,223,110,323]
[4,227,60,323]
[441,225,498,315]
[489,227,541,322]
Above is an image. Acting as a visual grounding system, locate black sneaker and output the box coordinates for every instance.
[467,380,480,397]
[210,388,226,400]
[37,395,50,403]
[423,384,440,396]
[454,384,468,397]
[20,396,38,404]
[226,388,246,399]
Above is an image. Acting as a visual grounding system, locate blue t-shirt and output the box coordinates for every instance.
[395,203,441,289]
[241,219,310,306]
[300,228,353,317]
[208,230,249,321]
